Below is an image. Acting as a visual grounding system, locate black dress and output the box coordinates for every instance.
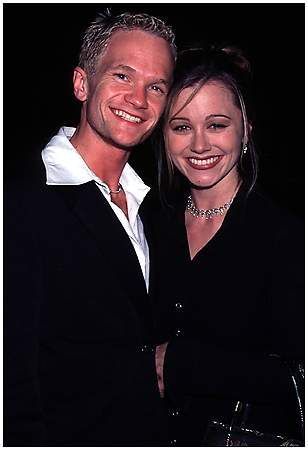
[153,185,304,445]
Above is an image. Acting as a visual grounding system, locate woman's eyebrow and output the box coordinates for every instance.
[169,116,189,123]
[205,114,232,120]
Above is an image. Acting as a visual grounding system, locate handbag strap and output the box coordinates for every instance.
[285,361,305,439]
[227,358,305,444]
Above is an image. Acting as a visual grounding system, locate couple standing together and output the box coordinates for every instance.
[4,9,303,447]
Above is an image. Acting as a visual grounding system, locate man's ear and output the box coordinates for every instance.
[73,67,88,102]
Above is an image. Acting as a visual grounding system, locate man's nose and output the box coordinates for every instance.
[125,85,148,109]
[190,131,211,154]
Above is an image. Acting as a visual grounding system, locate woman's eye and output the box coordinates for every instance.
[172,124,191,133]
[208,123,227,130]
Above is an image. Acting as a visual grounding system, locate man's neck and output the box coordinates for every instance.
[70,126,130,191]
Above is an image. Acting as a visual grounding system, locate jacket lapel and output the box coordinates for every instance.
[139,194,156,299]
[49,182,153,329]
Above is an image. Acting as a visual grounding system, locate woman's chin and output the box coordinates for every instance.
[188,179,218,190]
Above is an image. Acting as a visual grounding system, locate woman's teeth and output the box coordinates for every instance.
[113,109,142,123]
[189,156,220,166]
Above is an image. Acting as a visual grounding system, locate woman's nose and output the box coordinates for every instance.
[190,132,211,154]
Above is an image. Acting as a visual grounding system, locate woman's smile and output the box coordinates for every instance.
[186,155,222,170]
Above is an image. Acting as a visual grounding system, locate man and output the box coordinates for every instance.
[4,10,175,446]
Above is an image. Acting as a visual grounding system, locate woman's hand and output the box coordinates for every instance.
[155,342,168,398]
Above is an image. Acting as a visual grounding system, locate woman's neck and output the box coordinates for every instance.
[190,174,242,211]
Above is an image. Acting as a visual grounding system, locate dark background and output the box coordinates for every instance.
[4,3,304,217]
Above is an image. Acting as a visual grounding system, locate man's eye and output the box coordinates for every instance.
[150,85,165,94]
[114,73,129,81]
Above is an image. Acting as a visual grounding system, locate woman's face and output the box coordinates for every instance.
[164,81,244,189]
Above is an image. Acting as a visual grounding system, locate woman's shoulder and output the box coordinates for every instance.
[243,186,303,241]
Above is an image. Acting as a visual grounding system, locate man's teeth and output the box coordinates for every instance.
[189,156,220,166]
[113,109,141,123]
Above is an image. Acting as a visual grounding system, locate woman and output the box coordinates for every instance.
[153,46,304,446]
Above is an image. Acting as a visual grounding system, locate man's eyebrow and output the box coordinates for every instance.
[109,64,135,73]
[155,79,169,86]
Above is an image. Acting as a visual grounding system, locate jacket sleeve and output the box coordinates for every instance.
[164,339,296,405]
[4,187,47,445]
[267,216,304,359]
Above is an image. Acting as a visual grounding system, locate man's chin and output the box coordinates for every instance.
[108,134,148,152]
[114,141,139,152]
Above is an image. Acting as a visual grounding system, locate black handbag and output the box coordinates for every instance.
[202,361,304,447]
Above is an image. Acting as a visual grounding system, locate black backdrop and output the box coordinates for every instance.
[4,3,304,217]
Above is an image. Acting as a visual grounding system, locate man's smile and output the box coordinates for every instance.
[111,108,143,123]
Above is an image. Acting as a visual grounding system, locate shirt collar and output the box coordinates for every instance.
[41,126,150,203]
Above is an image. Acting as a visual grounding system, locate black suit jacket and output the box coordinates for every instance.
[4,163,168,446]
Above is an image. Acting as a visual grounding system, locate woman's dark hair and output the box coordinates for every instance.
[154,44,258,205]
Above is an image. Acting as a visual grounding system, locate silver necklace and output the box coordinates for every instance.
[186,194,234,219]
[108,184,122,195]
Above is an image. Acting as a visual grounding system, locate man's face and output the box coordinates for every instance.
[80,29,174,150]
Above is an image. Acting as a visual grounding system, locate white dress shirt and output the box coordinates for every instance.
[42,126,150,291]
